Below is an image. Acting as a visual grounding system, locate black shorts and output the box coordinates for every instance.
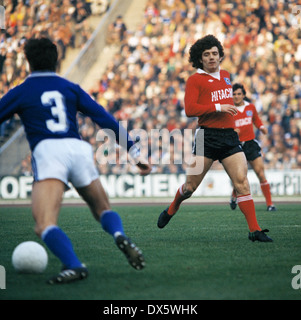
[241,139,262,161]
[192,127,243,162]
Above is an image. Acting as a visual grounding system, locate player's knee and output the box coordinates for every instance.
[234,177,250,195]
[257,172,266,183]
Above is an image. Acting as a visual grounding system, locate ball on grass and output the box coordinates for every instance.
[12,241,48,274]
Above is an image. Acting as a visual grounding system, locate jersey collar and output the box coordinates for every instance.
[28,71,58,78]
[236,100,250,113]
[197,67,221,80]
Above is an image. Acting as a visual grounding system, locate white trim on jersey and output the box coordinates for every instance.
[28,72,58,78]
[236,100,250,113]
[197,67,221,80]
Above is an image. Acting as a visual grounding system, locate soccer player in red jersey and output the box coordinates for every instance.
[157,35,272,242]
[230,83,276,211]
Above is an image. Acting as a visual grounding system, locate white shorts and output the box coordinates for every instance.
[32,138,99,188]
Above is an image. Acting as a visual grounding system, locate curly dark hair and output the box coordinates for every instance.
[232,83,246,95]
[24,37,58,72]
[189,35,224,69]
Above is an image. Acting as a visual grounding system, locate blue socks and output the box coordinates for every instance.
[41,211,124,269]
[41,225,83,269]
[100,210,125,239]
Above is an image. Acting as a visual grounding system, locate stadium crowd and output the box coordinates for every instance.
[85,0,301,174]
[0,0,301,175]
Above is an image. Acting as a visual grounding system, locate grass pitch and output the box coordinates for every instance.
[0,202,300,300]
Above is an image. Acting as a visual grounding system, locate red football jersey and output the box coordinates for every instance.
[184,69,235,128]
[233,101,263,142]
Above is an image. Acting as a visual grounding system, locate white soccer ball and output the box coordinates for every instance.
[12,241,48,273]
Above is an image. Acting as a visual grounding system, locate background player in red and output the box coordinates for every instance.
[230,83,276,212]
[157,35,272,242]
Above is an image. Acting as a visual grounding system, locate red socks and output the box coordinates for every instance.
[168,186,262,233]
[167,184,191,216]
[260,180,273,206]
[237,194,261,232]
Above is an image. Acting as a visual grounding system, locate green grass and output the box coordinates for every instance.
[0,203,300,300]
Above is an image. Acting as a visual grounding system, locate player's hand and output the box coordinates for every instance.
[136,161,152,176]
[260,126,268,134]
[220,104,237,115]
[129,139,152,175]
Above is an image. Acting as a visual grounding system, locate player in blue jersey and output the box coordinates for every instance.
[0,37,152,284]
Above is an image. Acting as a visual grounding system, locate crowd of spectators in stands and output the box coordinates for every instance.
[1,0,301,175]
[84,0,301,174]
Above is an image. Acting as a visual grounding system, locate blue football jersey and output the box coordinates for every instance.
[0,72,133,151]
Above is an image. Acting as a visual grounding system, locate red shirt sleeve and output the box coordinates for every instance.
[252,105,263,129]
